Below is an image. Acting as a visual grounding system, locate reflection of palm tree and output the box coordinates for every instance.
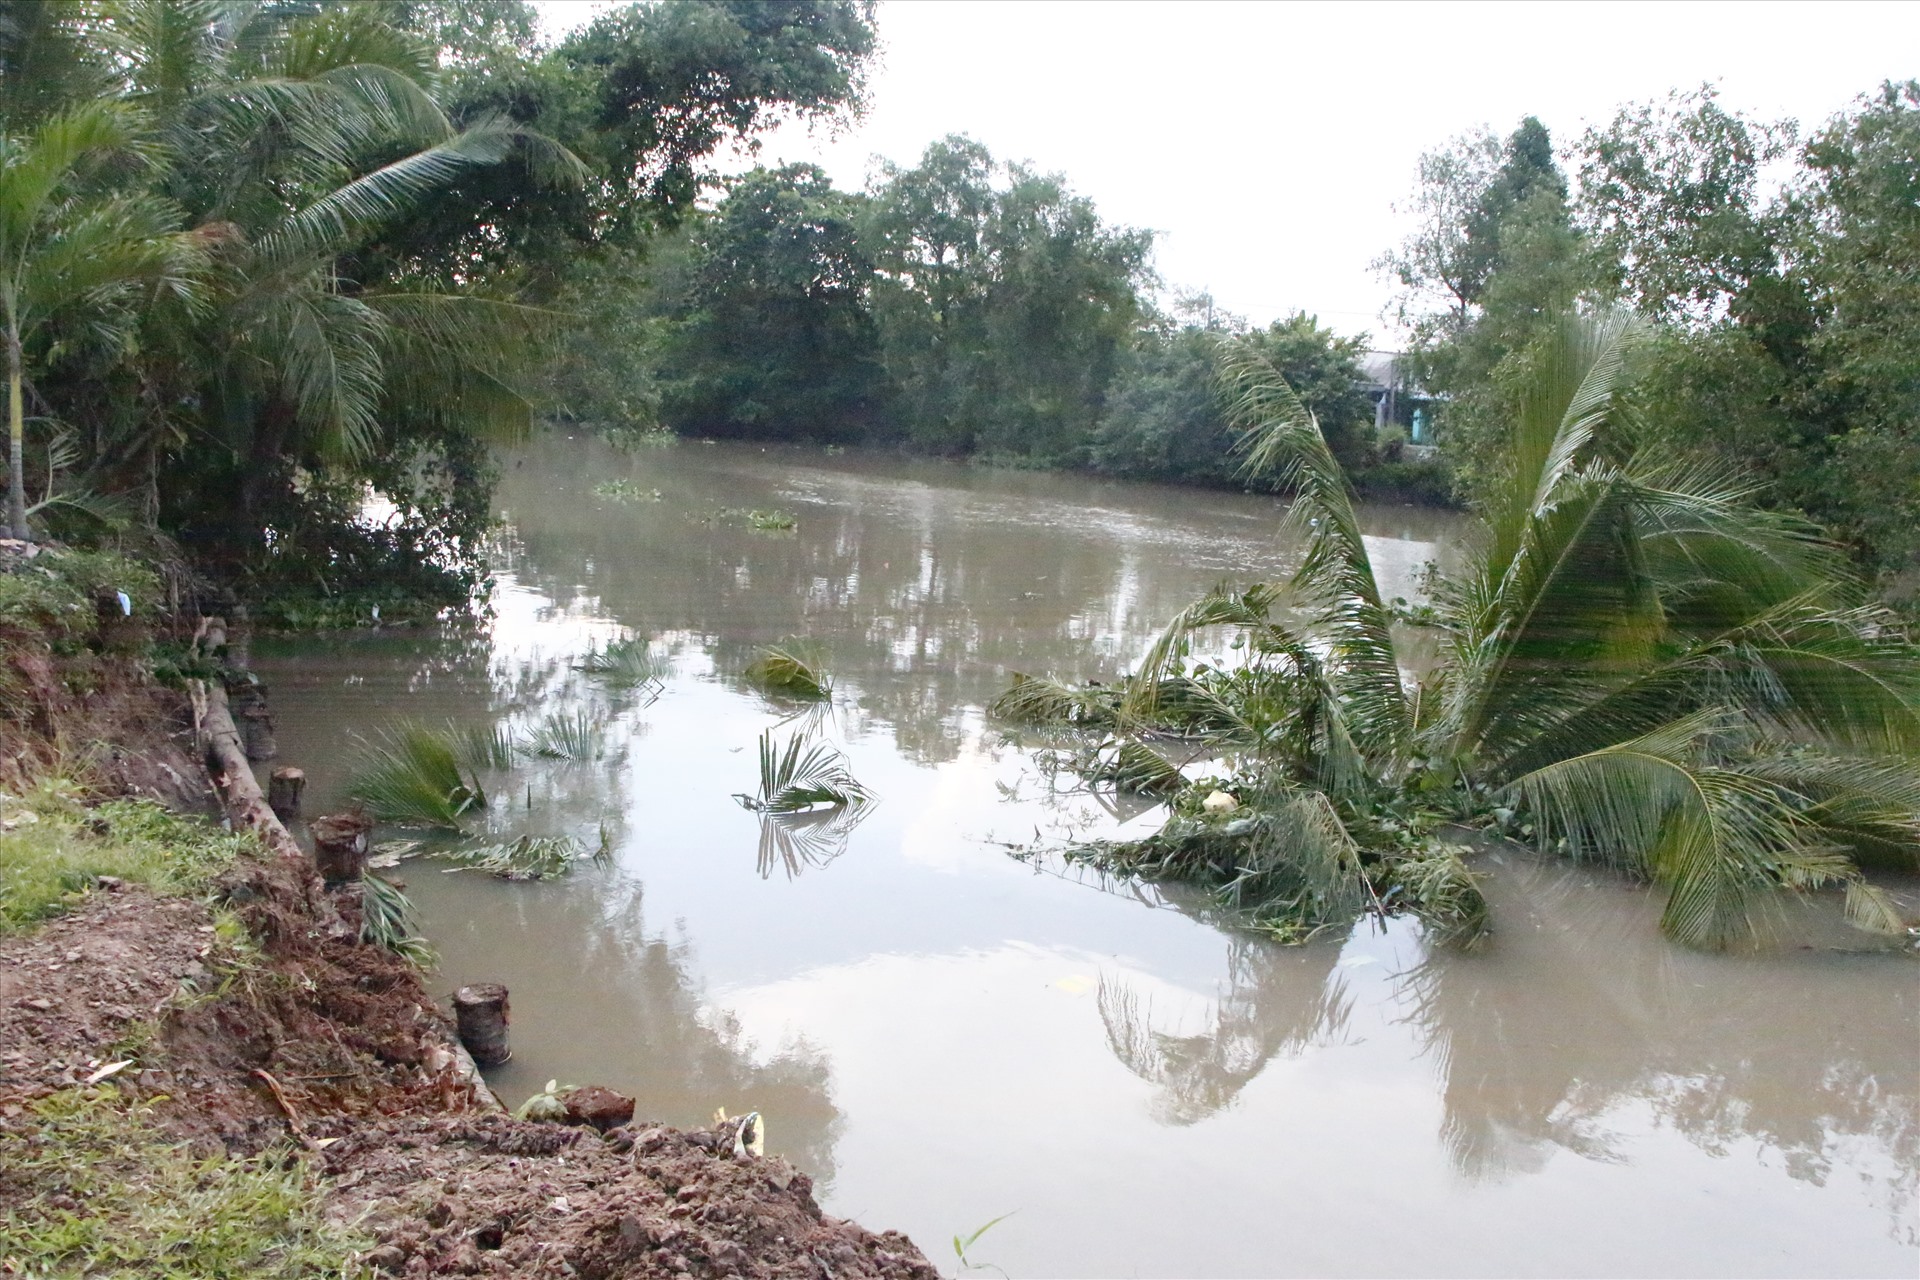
[754,804,871,879]
[1395,849,1919,1231]
[1098,935,1350,1125]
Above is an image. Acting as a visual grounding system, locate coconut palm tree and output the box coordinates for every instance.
[1002,313,1920,948]
[0,100,199,539]
[26,1,585,533]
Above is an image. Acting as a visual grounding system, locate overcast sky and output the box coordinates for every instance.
[537,0,1919,342]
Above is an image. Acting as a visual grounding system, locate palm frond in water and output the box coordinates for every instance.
[521,709,607,760]
[988,672,1120,727]
[348,724,487,830]
[437,834,594,881]
[359,872,435,967]
[1094,738,1186,795]
[575,636,665,687]
[447,720,517,770]
[736,729,873,813]
[745,643,833,700]
[1390,845,1490,948]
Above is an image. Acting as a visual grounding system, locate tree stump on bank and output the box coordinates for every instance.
[453,984,511,1066]
[267,767,305,821]
[311,810,373,883]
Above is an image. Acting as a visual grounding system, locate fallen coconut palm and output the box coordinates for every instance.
[1006,312,1920,950]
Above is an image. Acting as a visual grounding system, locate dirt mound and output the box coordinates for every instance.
[322,1115,938,1279]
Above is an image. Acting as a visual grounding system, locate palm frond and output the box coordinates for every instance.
[520,709,607,761]
[988,672,1119,728]
[446,720,517,771]
[1217,342,1408,756]
[744,643,833,701]
[347,722,486,830]
[736,728,873,813]
[437,834,594,882]
[359,870,434,967]
[1390,846,1490,948]
[1505,710,1850,948]
[574,636,664,686]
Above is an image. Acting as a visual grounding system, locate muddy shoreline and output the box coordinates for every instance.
[0,567,936,1277]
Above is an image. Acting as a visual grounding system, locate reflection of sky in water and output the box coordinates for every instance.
[255,438,1918,1279]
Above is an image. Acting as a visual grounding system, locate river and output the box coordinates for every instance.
[254,435,1918,1278]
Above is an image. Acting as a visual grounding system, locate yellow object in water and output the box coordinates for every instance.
[1202,790,1239,814]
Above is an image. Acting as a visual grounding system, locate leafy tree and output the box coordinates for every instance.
[862,136,1151,461]
[1577,86,1793,324]
[1389,117,1587,505]
[660,164,885,441]
[1091,309,1376,488]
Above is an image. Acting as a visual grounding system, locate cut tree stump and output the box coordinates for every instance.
[453,984,511,1066]
[267,767,305,821]
[311,810,373,883]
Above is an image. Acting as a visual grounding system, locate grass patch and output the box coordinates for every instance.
[744,643,832,700]
[0,548,159,649]
[0,783,256,934]
[0,1085,366,1278]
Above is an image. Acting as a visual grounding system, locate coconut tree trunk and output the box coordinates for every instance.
[6,327,26,541]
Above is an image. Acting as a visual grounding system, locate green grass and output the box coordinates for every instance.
[0,1086,367,1278]
[0,782,257,933]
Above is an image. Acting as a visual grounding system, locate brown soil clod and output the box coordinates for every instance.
[561,1084,637,1132]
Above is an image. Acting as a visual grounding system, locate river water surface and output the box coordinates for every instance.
[257,437,1918,1278]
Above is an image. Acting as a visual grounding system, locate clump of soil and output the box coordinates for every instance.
[322,1116,936,1279]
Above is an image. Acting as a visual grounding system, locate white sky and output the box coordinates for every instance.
[535,0,1920,341]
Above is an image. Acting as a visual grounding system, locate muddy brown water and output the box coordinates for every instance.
[255,436,1918,1278]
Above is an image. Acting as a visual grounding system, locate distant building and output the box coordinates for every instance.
[1357,350,1439,455]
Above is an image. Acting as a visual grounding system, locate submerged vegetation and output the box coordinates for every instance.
[575,636,666,688]
[717,507,799,532]
[744,643,834,700]
[1000,316,1920,949]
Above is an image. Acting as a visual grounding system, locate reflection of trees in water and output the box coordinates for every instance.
[494,439,1460,767]
[1394,852,1918,1238]
[495,876,843,1182]
[1098,935,1351,1126]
